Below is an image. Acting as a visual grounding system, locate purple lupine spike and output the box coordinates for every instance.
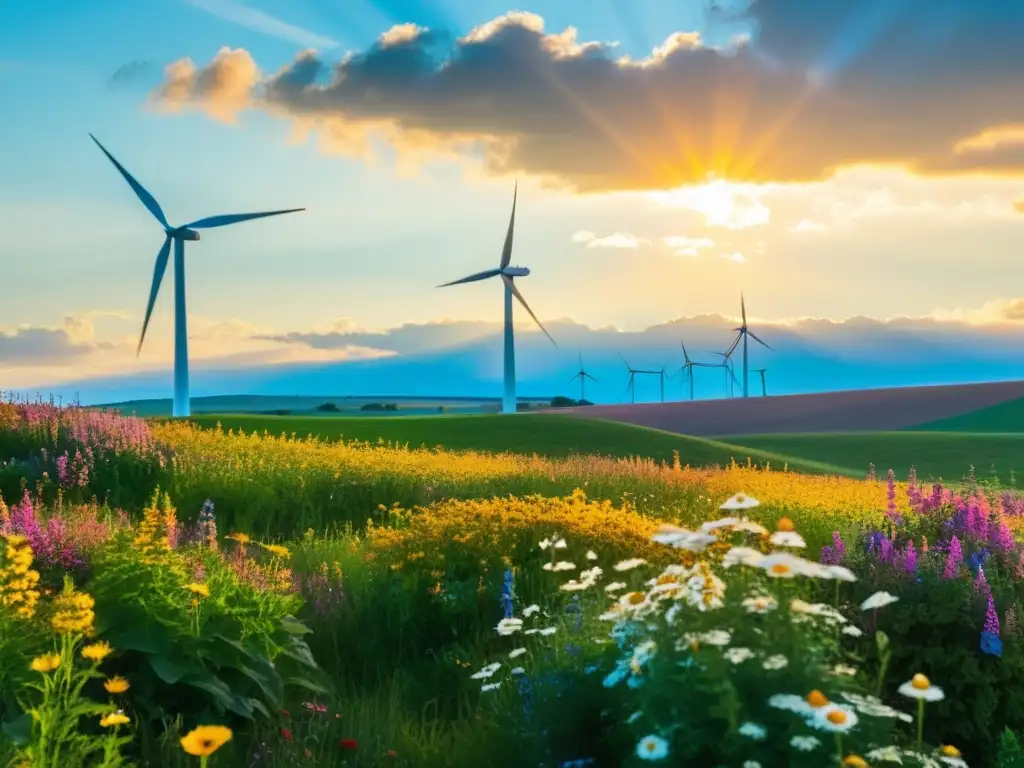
[903,540,917,575]
[886,469,898,521]
[975,567,991,599]
[984,593,1001,637]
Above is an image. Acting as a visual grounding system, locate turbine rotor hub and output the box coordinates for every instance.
[502,265,530,277]
[170,227,201,241]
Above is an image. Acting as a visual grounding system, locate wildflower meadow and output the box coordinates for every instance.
[2,398,1024,766]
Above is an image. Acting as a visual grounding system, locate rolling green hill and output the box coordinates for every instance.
[725,431,1024,483]
[909,396,1024,433]
[191,413,846,475]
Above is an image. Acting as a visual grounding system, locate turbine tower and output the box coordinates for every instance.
[90,134,303,419]
[710,352,741,398]
[438,183,556,414]
[569,351,597,402]
[675,340,715,401]
[723,292,773,398]
[753,368,768,396]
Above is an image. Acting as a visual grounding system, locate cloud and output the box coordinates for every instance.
[183,0,338,49]
[720,252,746,263]
[662,235,715,256]
[0,313,122,366]
[571,230,649,249]
[645,180,772,228]
[149,4,1024,192]
[792,219,828,233]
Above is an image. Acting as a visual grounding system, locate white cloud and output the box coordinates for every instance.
[792,219,828,233]
[646,180,772,229]
[570,230,649,249]
[662,235,715,256]
[721,252,746,263]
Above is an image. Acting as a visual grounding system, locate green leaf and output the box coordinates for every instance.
[149,655,200,685]
[280,637,319,670]
[281,616,313,635]
[180,674,237,715]
[1,712,31,744]
[103,623,172,655]
[875,630,889,654]
[285,675,329,695]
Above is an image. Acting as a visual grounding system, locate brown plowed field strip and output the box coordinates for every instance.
[553,381,1024,437]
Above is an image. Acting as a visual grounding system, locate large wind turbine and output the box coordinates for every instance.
[710,352,741,398]
[569,351,597,402]
[438,183,556,414]
[723,292,773,398]
[90,134,304,419]
[675,340,715,401]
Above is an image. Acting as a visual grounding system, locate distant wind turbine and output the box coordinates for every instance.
[753,368,768,396]
[674,340,716,401]
[89,134,304,419]
[569,351,597,402]
[619,353,661,404]
[710,352,742,398]
[437,183,556,414]
[723,292,773,398]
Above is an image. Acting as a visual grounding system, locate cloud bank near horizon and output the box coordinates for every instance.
[143,1,1024,192]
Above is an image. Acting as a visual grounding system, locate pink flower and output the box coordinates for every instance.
[984,594,1001,637]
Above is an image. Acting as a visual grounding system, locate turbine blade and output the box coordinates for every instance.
[578,349,583,371]
[569,373,580,383]
[681,340,690,363]
[618,351,631,369]
[502,274,556,346]
[741,291,747,326]
[499,181,516,269]
[723,333,742,358]
[184,208,305,230]
[137,236,172,356]
[437,268,502,287]
[748,330,773,350]
[584,372,597,381]
[89,134,169,228]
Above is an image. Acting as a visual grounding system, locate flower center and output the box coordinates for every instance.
[770,563,791,575]
[807,690,829,708]
[627,592,646,605]
[941,745,961,757]
[911,673,931,690]
[645,741,656,752]
[826,710,848,725]
[777,517,795,532]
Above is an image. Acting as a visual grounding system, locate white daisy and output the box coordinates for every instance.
[605,581,628,592]
[636,735,669,761]
[522,604,540,617]
[580,566,603,581]
[763,654,789,670]
[865,746,904,763]
[651,524,718,551]
[470,662,501,679]
[543,561,576,572]
[723,546,766,568]
[510,666,525,675]
[613,558,647,571]
[832,664,858,676]
[586,550,598,560]
[743,595,779,613]
[700,516,742,532]
[733,519,769,535]
[861,591,899,611]
[810,703,859,733]
[768,693,812,715]
[842,625,864,637]
[790,735,820,751]
[720,492,760,510]
[481,681,501,692]
[724,646,755,664]
[508,648,526,658]
[840,692,913,723]
[898,674,945,702]
[739,721,767,740]
[769,531,807,548]
[826,565,857,582]
[496,618,523,635]
[759,552,823,579]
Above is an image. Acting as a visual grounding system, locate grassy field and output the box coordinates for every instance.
[191,413,849,475]
[193,413,1024,485]
[727,430,1024,483]
[910,396,1024,432]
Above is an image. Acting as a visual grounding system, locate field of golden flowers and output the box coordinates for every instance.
[2,402,1024,767]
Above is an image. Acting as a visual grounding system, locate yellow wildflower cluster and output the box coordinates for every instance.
[133,491,177,561]
[50,581,96,636]
[0,534,41,619]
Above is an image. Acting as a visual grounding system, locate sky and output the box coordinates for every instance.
[2,0,1024,404]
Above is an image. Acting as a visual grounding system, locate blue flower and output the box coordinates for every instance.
[981,630,1003,657]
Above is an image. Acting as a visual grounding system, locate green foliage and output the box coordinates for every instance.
[996,727,1024,768]
[87,530,323,730]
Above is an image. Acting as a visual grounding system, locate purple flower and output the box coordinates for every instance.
[820,531,846,565]
[943,536,963,578]
[903,540,917,575]
[886,469,898,521]
[975,567,991,601]
[984,593,1001,636]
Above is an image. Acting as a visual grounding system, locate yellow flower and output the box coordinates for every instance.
[100,712,131,728]
[186,582,211,598]
[226,532,250,544]
[50,584,95,635]
[81,641,113,662]
[104,676,130,694]
[262,544,291,558]
[180,724,233,756]
[842,756,869,768]
[30,653,61,673]
[941,745,961,758]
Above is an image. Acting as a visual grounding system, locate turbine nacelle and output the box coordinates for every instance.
[502,265,530,277]
[170,228,201,241]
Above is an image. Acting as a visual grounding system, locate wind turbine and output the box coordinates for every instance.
[753,368,768,396]
[722,292,773,398]
[674,340,715,401]
[619,353,642,404]
[438,183,556,414]
[89,134,304,419]
[710,352,741,398]
[569,351,597,402]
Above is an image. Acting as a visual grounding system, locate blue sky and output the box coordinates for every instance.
[2,0,1024,402]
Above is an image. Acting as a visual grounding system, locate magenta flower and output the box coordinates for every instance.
[984,593,1001,637]
[903,540,917,575]
[943,536,963,579]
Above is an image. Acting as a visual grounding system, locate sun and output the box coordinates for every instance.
[644,179,771,230]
